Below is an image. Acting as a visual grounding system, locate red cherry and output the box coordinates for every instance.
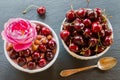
[9,50,19,59]
[97,45,105,53]
[38,58,47,67]
[37,6,46,15]
[45,52,54,61]
[21,49,31,57]
[17,57,26,67]
[103,36,113,46]
[73,35,84,45]
[27,61,36,70]
[69,43,79,52]
[41,27,51,36]
[94,8,102,17]
[66,10,75,22]
[60,30,70,41]
[83,49,91,56]
[39,44,47,52]
[48,40,56,50]
[89,37,98,47]
[87,10,97,20]
[83,18,91,27]
[74,22,85,31]
[105,29,112,36]
[84,28,92,37]
[92,22,102,33]
[76,8,86,18]
[32,52,40,60]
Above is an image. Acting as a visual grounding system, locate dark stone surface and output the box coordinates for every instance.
[0,0,120,80]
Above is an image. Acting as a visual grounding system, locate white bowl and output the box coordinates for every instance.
[60,18,113,60]
[4,20,59,73]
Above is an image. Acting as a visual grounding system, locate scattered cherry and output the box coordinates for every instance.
[74,22,85,31]
[83,18,91,27]
[37,6,46,15]
[94,8,102,17]
[39,44,47,52]
[84,28,92,37]
[103,36,113,46]
[76,8,86,18]
[92,22,102,33]
[87,10,97,20]
[73,35,84,45]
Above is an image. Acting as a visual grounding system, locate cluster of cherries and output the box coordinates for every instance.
[7,23,56,70]
[60,8,113,56]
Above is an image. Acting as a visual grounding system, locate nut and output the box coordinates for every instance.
[47,35,53,40]
[32,44,39,51]
[6,43,13,51]
[34,39,40,45]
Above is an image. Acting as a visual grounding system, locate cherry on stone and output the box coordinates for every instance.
[73,35,84,45]
[69,43,79,52]
[48,40,56,50]
[17,57,26,67]
[37,6,46,15]
[83,18,91,27]
[76,8,86,18]
[66,10,75,22]
[60,30,70,41]
[92,22,102,33]
[41,27,51,36]
[27,61,36,70]
[38,58,47,67]
[45,52,54,61]
[9,50,19,59]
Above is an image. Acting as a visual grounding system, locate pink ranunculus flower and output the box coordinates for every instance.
[1,18,37,51]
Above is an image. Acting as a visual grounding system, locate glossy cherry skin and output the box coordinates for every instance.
[83,18,92,27]
[103,36,113,46]
[99,30,105,37]
[38,58,47,67]
[37,6,46,15]
[105,29,112,36]
[17,57,26,67]
[94,8,102,17]
[73,35,84,45]
[48,40,56,50]
[9,50,19,59]
[45,52,54,61]
[92,22,102,33]
[87,10,97,20]
[84,28,92,38]
[83,49,91,56]
[41,27,51,36]
[39,44,47,52]
[89,37,98,47]
[69,43,79,52]
[27,61,36,70]
[76,8,86,18]
[66,10,75,22]
[74,22,85,31]
[32,52,40,60]
[60,30,70,41]
[21,49,31,57]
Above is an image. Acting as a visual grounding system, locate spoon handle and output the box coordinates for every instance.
[60,65,97,77]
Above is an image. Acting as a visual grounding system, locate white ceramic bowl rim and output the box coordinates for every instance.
[60,17,113,60]
[4,20,59,73]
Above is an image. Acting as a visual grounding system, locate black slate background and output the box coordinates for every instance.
[0,0,120,80]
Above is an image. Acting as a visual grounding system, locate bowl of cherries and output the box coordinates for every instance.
[60,8,113,60]
[2,18,59,73]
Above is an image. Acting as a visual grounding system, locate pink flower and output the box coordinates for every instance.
[1,18,37,51]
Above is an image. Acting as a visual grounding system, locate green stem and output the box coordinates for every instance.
[98,32,103,46]
[22,5,38,14]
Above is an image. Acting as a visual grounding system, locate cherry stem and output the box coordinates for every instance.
[22,5,39,14]
[86,0,90,8]
[95,45,98,52]
[98,32,103,46]
[103,9,113,19]
[70,4,74,10]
